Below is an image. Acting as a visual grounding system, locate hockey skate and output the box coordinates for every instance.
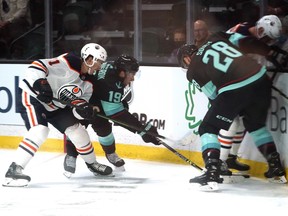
[226,154,250,172]
[2,162,31,187]
[220,160,249,183]
[106,152,125,171]
[63,155,77,178]
[189,159,223,191]
[264,152,287,184]
[86,161,113,176]
[220,160,232,176]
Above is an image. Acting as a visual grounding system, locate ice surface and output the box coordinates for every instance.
[0,149,288,216]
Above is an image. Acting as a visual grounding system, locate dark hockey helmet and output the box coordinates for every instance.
[177,44,198,69]
[114,54,139,73]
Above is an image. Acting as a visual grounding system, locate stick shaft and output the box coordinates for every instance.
[159,141,203,171]
[53,97,203,171]
[272,85,288,100]
[53,97,171,141]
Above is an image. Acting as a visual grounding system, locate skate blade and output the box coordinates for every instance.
[114,166,125,172]
[200,182,219,192]
[234,170,249,175]
[2,178,29,187]
[267,176,287,184]
[63,171,74,179]
[93,172,115,177]
[221,173,250,184]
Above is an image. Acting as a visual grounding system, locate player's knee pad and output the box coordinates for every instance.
[99,132,115,146]
[219,128,235,137]
[65,123,90,148]
[198,121,219,136]
[250,127,273,148]
[231,116,245,131]
[92,122,112,137]
[24,124,50,148]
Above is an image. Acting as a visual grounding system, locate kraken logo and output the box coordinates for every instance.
[185,82,209,135]
[122,82,133,104]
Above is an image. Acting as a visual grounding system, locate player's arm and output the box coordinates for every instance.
[109,109,161,145]
[238,36,288,68]
[20,60,53,103]
[238,36,271,56]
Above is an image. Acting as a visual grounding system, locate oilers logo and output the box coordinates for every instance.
[57,84,83,102]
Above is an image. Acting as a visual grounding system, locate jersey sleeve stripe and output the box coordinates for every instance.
[29,61,48,75]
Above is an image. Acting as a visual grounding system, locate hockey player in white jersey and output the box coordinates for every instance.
[219,15,283,175]
[2,43,113,187]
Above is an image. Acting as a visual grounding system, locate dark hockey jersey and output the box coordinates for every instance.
[187,31,267,99]
[86,61,126,116]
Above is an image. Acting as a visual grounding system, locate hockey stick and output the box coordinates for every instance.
[158,139,203,171]
[53,97,249,178]
[52,97,185,144]
[52,97,204,170]
[157,139,250,179]
[272,85,288,100]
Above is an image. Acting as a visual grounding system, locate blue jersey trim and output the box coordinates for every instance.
[101,100,124,116]
[218,66,266,94]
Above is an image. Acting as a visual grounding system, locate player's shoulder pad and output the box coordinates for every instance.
[63,52,82,72]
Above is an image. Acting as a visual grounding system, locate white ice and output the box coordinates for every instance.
[0,149,288,216]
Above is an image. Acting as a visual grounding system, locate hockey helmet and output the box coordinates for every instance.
[81,43,107,63]
[114,54,139,73]
[256,15,282,39]
[177,44,198,69]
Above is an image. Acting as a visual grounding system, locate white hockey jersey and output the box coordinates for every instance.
[19,53,93,112]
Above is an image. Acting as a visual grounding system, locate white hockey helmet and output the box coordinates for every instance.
[256,15,282,39]
[81,43,107,63]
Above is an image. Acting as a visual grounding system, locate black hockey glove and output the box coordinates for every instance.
[280,53,288,68]
[33,78,53,103]
[71,99,97,119]
[139,122,161,145]
[267,45,288,69]
[122,100,129,110]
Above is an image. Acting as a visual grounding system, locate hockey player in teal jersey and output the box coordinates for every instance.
[177,32,287,191]
[63,54,162,177]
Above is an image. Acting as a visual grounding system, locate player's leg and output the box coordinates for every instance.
[243,76,286,183]
[63,136,78,176]
[189,99,234,190]
[91,119,125,169]
[189,120,223,191]
[225,117,250,172]
[50,108,112,176]
[3,93,49,187]
[63,120,89,176]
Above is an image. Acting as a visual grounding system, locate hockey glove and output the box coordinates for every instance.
[139,122,161,145]
[267,45,288,69]
[33,78,53,103]
[122,100,129,110]
[71,99,98,119]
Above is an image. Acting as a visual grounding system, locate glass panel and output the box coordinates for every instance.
[140,1,179,64]
[0,0,44,60]
[0,0,269,63]
[53,0,134,61]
